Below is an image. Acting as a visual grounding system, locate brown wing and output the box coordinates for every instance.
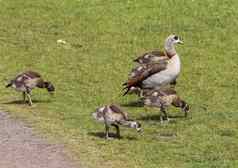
[128,64,147,78]
[109,104,128,120]
[134,50,169,64]
[123,61,168,96]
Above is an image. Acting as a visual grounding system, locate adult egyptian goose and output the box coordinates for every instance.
[123,34,183,95]
[92,104,142,139]
[142,88,189,122]
[6,71,55,106]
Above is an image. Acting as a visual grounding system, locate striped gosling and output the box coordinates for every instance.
[92,104,142,139]
[6,71,55,106]
[142,88,189,122]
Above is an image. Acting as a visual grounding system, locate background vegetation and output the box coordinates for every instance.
[0,0,238,167]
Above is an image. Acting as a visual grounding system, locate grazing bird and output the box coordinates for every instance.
[123,34,183,96]
[6,71,55,106]
[142,88,189,123]
[92,104,142,139]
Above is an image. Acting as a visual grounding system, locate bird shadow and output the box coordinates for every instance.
[120,100,144,108]
[89,132,113,138]
[138,114,185,121]
[3,99,52,105]
[88,132,138,140]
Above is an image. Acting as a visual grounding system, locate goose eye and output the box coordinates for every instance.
[174,36,178,40]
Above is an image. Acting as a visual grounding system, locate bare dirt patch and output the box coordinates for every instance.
[0,112,79,168]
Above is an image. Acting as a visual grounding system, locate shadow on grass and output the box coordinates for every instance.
[3,99,52,105]
[88,132,138,140]
[120,101,144,108]
[138,114,186,121]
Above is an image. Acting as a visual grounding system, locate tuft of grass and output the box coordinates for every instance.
[0,0,238,168]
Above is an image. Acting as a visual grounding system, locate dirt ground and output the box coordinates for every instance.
[0,111,79,168]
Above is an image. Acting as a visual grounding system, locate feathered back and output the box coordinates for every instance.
[6,71,46,91]
[134,50,168,64]
[23,71,41,78]
[109,104,128,120]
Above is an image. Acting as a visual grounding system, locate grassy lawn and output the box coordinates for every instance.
[0,0,238,167]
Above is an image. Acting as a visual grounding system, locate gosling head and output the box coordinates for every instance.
[44,82,55,94]
[183,102,189,110]
[127,86,142,96]
[143,95,159,106]
[129,121,142,132]
[181,101,190,117]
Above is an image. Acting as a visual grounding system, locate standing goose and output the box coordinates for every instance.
[92,104,142,139]
[6,71,55,106]
[123,34,183,95]
[142,88,189,122]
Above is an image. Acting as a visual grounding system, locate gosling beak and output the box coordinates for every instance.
[178,40,184,44]
[136,128,142,133]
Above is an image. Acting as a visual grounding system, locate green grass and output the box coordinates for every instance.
[0,0,238,167]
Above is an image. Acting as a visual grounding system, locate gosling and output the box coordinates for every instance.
[6,71,55,106]
[92,104,142,139]
[142,88,189,123]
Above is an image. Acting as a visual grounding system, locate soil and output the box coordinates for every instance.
[0,112,79,168]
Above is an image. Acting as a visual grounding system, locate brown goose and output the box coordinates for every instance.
[123,34,183,96]
[92,104,142,139]
[142,88,189,122]
[6,71,55,106]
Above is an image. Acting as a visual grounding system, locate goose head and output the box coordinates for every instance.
[165,34,183,46]
[164,34,183,57]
